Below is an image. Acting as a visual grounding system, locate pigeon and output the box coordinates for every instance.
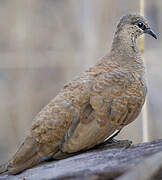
[0,13,157,175]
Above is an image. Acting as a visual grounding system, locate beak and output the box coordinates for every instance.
[144,28,157,39]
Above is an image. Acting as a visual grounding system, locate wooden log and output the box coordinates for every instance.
[0,139,162,180]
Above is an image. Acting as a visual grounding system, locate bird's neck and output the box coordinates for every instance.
[109,31,143,69]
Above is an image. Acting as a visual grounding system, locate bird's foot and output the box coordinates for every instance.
[94,138,132,149]
[105,138,121,144]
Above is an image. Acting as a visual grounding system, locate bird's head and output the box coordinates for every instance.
[115,13,157,40]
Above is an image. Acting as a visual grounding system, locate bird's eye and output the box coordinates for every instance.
[137,21,146,30]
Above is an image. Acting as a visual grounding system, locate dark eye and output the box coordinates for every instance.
[138,22,143,28]
[137,21,146,30]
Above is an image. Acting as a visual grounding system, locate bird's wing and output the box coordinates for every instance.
[31,93,81,146]
[30,71,93,146]
[59,68,133,153]
[0,73,93,175]
[59,103,119,153]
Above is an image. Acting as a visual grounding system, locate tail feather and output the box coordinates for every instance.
[0,153,40,175]
[11,136,39,165]
[0,136,54,175]
[0,164,7,174]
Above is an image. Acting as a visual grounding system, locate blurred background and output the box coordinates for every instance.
[0,0,161,164]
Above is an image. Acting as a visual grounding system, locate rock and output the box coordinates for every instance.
[0,139,162,180]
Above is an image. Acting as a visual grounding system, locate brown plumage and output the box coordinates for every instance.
[0,13,157,175]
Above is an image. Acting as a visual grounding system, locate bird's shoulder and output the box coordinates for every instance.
[89,56,135,95]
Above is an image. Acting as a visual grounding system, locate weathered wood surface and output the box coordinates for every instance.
[0,139,162,180]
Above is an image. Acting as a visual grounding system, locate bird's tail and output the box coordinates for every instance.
[0,136,54,175]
